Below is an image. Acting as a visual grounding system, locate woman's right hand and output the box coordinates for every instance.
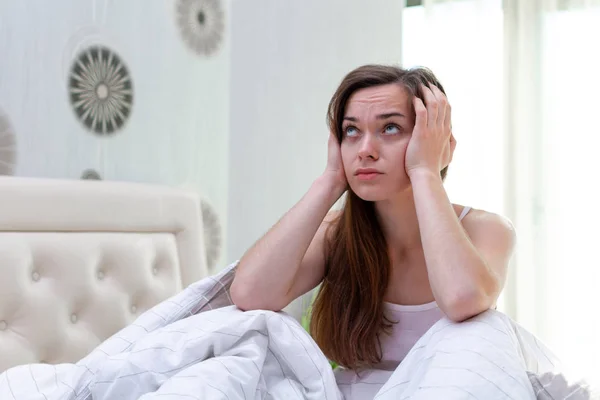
[323,131,348,196]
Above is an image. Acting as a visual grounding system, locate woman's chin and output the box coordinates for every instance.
[350,186,388,202]
[349,180,411,202]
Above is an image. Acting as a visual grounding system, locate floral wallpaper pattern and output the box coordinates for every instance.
[0,108,16,176]
[176,0,225,57]
[0,0,227,267]
[68,46,133,136]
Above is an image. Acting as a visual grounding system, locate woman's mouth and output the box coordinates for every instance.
[355,169,383,181]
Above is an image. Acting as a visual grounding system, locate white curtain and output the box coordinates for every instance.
[536,0,600,382]
[505,0,600,383]
[402,0,600,385]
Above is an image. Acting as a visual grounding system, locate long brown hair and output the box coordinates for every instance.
[310,65,449,370]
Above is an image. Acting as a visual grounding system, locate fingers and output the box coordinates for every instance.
[416,83,455,170]
[444,104,452,132]
[329,128,341,144]
[327,129,344,171]
[420,84,438,128]
[438,89,451,132]
[421,83,451,135]
[428,84,450,131]
[413,96,427,131]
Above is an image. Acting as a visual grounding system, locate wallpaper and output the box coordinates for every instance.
[0,0,228,271]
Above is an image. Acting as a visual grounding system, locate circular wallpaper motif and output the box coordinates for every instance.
[200,198,222,271]
[81,169,102,180]
[0,108,17,175]
[176,0,225,57]
[68,46,133,135]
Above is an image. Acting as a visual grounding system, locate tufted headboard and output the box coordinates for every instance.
[0,177,208,373]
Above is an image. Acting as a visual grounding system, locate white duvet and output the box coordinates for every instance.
[0,262,596,400]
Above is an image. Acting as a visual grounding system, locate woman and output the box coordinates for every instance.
[230,64,515,388]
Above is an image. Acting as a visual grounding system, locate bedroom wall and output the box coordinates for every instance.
[226,0,405,263]
[0,0,230,271]
[0,0,405,275]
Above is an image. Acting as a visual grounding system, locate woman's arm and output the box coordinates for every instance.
[405,84,516,321]
[410,171,515,322]
[231,134,347,312]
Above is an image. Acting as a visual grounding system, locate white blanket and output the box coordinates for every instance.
[0,262,596,400]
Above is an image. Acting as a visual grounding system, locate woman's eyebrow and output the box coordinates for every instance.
[343,112,405,122]
[376,112,405,119]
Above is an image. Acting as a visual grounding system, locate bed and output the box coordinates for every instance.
[0,176,208,373]
[0,176,596,399]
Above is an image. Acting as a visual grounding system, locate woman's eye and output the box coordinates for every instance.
[384,124,401,135]
[345,126,358,137]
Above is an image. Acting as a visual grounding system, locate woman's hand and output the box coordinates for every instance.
[322,131,348,195]
[405,83,456,180]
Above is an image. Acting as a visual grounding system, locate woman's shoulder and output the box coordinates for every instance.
[453,204,516,245]
[323,209,345,230]
[324,208,342,222]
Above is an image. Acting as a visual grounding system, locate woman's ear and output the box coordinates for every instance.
[442,133,457,169]
[449,133,457,161]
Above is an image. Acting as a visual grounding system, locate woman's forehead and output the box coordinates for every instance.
[345,84,410,116]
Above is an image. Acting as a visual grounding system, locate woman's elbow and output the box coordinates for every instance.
[443,289,493,322]
[230,286,250,311]
[230,279,257,311]
[230,278,285,312]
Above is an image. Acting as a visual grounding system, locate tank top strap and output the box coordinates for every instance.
[458,206,472,221]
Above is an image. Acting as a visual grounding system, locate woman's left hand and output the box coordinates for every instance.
[405,83,456,180]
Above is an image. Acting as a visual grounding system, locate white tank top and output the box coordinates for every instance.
[335,206,473,398]
[375,205,472,370]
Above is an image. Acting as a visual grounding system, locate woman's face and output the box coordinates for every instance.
[340,83,415,202]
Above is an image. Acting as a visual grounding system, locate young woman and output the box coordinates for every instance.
[230,64,515,384]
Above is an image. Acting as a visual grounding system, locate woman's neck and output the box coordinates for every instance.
[374,188,422,258]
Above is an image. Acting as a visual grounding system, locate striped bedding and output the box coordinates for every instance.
[0,261,596,400]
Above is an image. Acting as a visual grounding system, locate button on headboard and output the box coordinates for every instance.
[0,177,207,372]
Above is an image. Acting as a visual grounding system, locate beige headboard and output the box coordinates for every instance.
[0,177,208,373]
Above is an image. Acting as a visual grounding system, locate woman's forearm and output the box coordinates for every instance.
[231,174,345,311]
[409,170,499,321]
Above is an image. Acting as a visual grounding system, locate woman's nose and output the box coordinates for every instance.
[357,134,379,160]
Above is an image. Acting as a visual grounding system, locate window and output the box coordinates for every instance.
[402,0,505,216]
[403,0,600,385]
[540,5,600,382]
